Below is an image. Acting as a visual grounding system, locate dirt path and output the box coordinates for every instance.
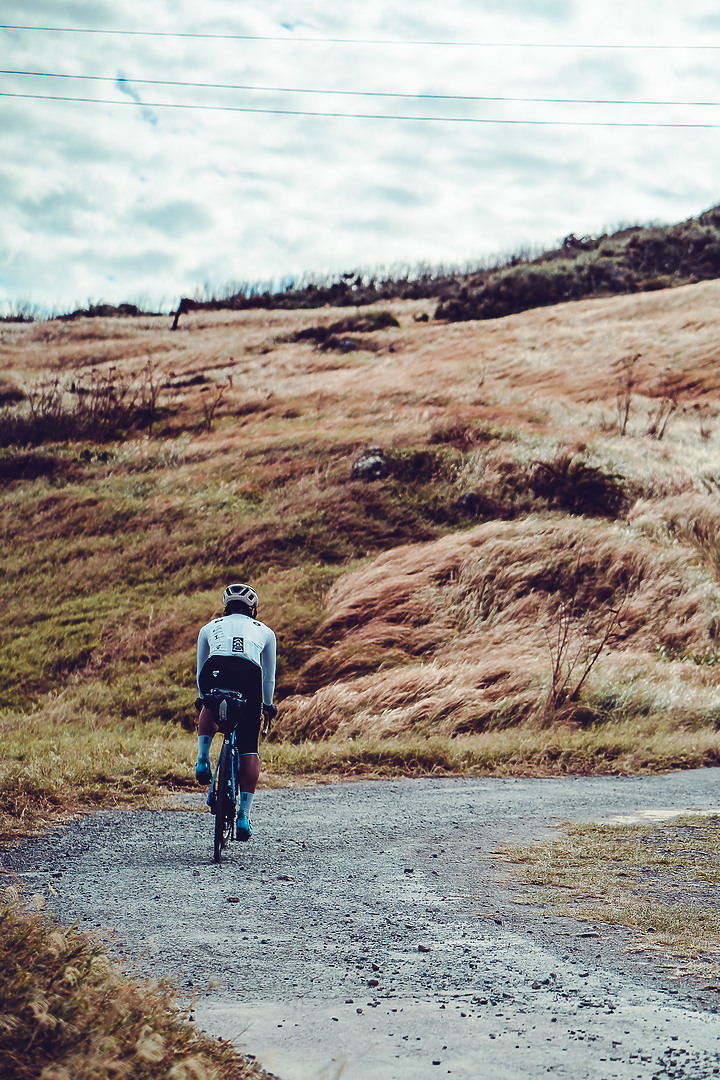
[4,770,720,1079]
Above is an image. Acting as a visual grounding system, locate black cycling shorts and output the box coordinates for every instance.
[198,656,263,755]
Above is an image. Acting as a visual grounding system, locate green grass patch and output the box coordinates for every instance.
[0,444,481,711]
[508,814,720,976]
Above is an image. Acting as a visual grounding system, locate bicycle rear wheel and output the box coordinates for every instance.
[213,743,234,863]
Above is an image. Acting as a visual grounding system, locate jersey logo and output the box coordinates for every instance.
[232,637,245,653]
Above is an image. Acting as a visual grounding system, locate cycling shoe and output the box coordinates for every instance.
[195,758,212,785]
[235,813,252,841]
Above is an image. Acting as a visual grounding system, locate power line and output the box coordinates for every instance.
[2,89,720,126]
[1,23,720,49]
[3,69,720,108]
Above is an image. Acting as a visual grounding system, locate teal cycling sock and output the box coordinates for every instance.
[197,735,213,762]
[238,792,254,817]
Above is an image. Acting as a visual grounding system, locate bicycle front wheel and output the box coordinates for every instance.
[213,743,234,863]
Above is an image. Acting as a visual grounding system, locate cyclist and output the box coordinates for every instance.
[195,583,277,841]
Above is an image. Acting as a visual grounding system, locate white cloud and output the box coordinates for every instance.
[1,1,720,311]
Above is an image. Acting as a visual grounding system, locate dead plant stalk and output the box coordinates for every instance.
[541,573,634,720]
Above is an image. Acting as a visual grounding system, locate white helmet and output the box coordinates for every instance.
[222,583,259,613]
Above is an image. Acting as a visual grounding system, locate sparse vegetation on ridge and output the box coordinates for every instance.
[29,205,720,327]
[436,206,720,322]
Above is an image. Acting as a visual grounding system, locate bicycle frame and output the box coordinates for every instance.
[206,726,239,813]
[205,689,249,862]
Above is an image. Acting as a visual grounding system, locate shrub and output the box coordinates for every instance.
[289,310,400,351]
[0,363,176,447]
[436,259,637,322]
[0,380,24,405]
[529,449,628,518]
[56,301,154,320]
[0,448,82,487]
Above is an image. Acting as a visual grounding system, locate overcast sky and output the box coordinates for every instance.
[3,1,720,313]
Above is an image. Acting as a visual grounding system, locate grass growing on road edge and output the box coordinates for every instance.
[508,814,720,978]
[4,713,720,841]
[0,714,196,841]
[263,724,720,781]
[0,888,270,1080]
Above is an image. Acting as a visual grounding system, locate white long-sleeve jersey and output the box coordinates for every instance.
[196,613,277,705]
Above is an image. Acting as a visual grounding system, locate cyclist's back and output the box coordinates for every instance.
[197,610,276,705]
[194,583,277,842]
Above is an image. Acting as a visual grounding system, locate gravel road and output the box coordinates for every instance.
[4,770,720,1079]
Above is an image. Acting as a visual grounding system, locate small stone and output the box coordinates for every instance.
[372,962,380,971]
[418,944,431,953]
[531,981,542,990]
[226,897,240,904]
[404,868,415,874]
[351,449,388,481]
[368,979,380,987]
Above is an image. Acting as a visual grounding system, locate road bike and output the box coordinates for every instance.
[205,690,247,864]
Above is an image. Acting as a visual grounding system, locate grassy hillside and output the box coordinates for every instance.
[2,284,720,835]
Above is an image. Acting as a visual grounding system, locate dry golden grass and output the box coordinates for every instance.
[0,890,268,1080]
[3,280,720,452]
[277,513,720,738]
